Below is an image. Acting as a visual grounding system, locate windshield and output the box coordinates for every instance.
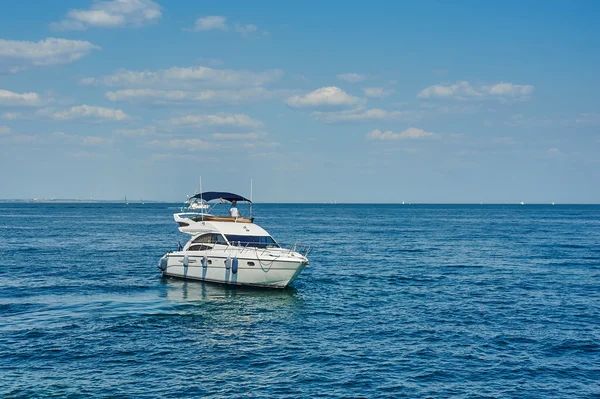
[225,235,279,248]
[193,233,228,245]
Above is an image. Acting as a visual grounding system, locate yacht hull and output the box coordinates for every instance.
[159,253,307,288]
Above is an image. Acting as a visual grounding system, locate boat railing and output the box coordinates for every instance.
[186,241,311,257]
[230,241,312,257]
[288,242,312,257]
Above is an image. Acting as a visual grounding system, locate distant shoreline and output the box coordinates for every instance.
[0,199,164,204]
[0,200,598,205]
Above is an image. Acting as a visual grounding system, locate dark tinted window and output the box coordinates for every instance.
[225,235,279,248]
[188,244,212,251]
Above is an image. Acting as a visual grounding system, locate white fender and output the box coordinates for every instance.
[158,256,168,271]
[232,257,239,274]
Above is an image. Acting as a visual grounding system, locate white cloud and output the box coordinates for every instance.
[508,112,600,128]
[191,16,228,31]
[363,87,394,98]
[285,87,362,108]
[0,126,10,135]
[507,113,553,127]
[151,153,200,161]
[575,112,600,126]
[69,151,103,159]
[148,138,215,151]
[55,131,113,146]
[105,89,188,102]
[418,81,482,100]
[432,104,482,115]
[2,112,23,120]
[548,147,565,158]
[105,87,295,104]
[114,126,156,136]
[0,38,100,71]
[483,82,534,98]
[79,78,96,86]
[212,132,267,140]
[235,23,257,36]
[82,136,113,145]
[0,134,37,144]
[82,65,283,88]
[313,108,423,123]
[50,105,130,121]
[187,17,262,36]
[241,141,279,149]
[367,128,436,140]
[161,113,262,129]
[418,81,534,101]
[12,135,37,143]
[51,0,162,31]
[0,89,42,106]
[337,73,367,83]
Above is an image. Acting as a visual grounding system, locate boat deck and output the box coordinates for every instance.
[191,215,254,223]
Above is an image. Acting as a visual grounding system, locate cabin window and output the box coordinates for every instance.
[188,244,212,251]
[224,235,279,249]
[247,261,255,266]
[193,233,228,245]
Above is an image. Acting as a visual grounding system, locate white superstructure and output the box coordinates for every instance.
[158,192,310,288]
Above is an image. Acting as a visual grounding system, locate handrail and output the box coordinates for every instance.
[183,241,311,256]
[226,241,280,249]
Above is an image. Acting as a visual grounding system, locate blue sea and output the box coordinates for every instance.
[0,203,599,398]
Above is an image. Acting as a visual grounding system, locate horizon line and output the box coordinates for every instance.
[1,199,599,205]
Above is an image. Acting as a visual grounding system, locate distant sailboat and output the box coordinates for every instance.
[141,197,144,205]
[520,201,524,206]
[125,196,129,206]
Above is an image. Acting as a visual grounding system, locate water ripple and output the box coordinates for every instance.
[0,203,599,397]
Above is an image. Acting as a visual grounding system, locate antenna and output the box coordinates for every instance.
[199,176,204,221]
[250,178,253,218]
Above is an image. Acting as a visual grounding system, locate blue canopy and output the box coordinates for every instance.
[190,191,251,203]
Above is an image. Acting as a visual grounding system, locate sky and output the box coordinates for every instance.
[0,0,598,203]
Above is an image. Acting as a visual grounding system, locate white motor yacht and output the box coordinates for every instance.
[159,191,310,288]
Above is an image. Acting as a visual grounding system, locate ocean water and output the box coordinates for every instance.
[0,203,599,398]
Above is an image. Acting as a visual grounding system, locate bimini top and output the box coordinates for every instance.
[190,191,251,203]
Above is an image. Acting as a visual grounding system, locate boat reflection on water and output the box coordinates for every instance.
[159,276,300,345]
[161,276,298,302]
